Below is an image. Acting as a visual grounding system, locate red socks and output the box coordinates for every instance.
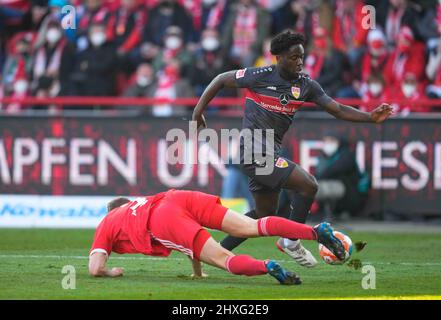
[224,218,318,276]
[225,255,268,276]
[257,216,317,240]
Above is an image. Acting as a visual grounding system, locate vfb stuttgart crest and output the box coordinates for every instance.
[291,86,301,99]
[279,93,290,106]
[275,157,289,168]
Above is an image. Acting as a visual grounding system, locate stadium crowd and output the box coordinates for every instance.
[1,0,441,115]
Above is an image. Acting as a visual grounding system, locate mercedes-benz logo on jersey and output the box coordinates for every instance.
[279,93,290,106]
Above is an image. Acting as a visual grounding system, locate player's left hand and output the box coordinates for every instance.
[370,103,394,123]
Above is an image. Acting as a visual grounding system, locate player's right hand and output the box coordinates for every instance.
[370,103,394,123]
[111,267,124,277]
[192,112,207,129]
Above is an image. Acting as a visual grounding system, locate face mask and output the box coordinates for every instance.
[402,83,416,98]
[90,32,106,47]
[46,28,62,44]
[14,80,28,94]
[202,37,219,51]
[165,36,182,50]
[323,141,339,156]
[369,83,383,96]
[137,76,152,87]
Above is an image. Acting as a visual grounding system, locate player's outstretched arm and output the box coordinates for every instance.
[322,100,394,123]
[192,70,239,129]
[89,252,124,277]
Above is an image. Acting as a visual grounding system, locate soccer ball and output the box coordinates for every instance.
[318,231,352,265]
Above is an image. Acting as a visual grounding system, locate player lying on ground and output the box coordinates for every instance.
[89,189,346,285]
[193,30,393,268]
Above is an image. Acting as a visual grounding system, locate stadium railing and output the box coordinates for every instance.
[1,96,441,114]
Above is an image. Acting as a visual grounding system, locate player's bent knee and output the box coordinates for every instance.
[302,177,318,197]
[309,179,319,196]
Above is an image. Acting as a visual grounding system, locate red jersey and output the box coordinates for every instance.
[90,191,171,257]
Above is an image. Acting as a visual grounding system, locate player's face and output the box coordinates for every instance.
[278,44,305,78]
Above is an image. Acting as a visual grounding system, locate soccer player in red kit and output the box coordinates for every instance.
[89,189,346,285]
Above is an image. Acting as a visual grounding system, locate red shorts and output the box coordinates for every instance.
[148,190,228,260]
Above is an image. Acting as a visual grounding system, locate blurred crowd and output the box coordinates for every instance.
[1,0,441,115]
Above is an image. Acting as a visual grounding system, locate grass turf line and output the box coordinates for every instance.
[0,229,440,300]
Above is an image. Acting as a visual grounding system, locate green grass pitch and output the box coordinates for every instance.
[0,228,440,300]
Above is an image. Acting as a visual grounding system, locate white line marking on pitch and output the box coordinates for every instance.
[1,254,441,266]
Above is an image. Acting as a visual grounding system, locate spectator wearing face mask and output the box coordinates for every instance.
[303,27,348,98]
[122,62,157,114]
[37,0,77,45]
[383,26,426,90]
[360,29,389,87]
[123,63,156,98]
[388,72,428,115]
[31,19,74,98]
[75,0,115,51]
[221,0,270,68]
[189,28,227,97]
[151,26,192,77]
[360,73,387,112]
[70,23,117,97]
[315,132,369,219]
[140,0,194,61]
[4,59,30,113]
[2,31,34,96]
[152,58,194,117]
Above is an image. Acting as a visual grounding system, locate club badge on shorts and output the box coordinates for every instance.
[291,86,301,99]
[275,157,289,168]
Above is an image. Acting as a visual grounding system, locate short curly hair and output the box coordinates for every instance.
[107,197,130,212]
[270,31,305,55]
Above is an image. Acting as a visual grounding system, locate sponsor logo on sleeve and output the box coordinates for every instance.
[236,68,247,79]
